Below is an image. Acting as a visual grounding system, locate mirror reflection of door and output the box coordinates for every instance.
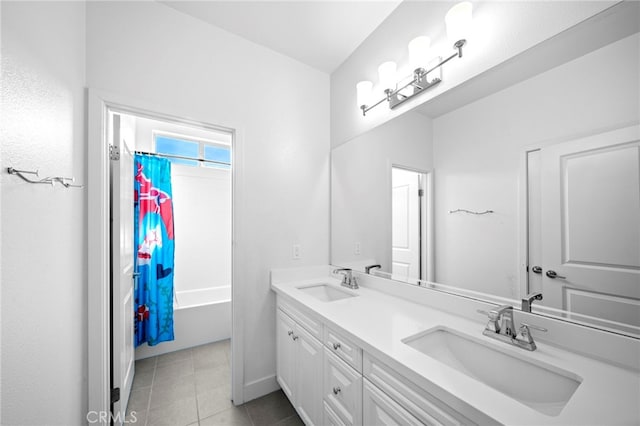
[527,126,640,331]
[392,166,429,281]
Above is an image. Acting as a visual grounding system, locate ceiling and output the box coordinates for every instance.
[160,1,403,73]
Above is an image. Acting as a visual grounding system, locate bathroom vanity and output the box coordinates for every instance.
[271,266,640,426]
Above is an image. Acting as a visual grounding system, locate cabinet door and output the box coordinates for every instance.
[324,349,363,426]
[363,380,425,426]
[276,309,297,401]
[296,325,324,426]
[324,401,347,426]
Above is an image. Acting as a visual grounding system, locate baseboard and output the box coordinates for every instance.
[242,374,280,403]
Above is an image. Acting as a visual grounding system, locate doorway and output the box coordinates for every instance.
[88,90,242,424]
[391,166,433,282]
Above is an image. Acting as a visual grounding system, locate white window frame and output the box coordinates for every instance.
[152,130,231,168]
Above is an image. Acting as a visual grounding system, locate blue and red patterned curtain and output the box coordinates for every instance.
[134,154,175,347]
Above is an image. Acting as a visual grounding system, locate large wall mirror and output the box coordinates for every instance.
[331,7,639,337]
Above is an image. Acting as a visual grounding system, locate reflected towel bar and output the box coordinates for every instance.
[449,209,494,215]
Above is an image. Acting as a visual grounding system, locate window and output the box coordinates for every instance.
[154,133,231,169]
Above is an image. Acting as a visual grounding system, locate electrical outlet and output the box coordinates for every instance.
[354,242,361,255]
[292,244,301,260]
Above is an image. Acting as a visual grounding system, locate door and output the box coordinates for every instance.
[538,126,640,328]
[110,113,136,423]
[392,167,422,279]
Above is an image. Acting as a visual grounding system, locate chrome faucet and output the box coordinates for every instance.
[521,292,543,313]
[333,268,359,289]
[480,305,547,351]
[485,305,516,337]
[364,264,381,274]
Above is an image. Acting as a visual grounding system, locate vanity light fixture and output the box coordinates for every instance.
[357,1,473,116]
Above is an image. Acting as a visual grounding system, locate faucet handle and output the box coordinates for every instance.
[520,322,547,332]
[516,323,547,350]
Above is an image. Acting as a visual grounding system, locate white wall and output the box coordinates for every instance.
[331,111,432,272]
[432,33,640,298]
[86,0,330,401]
[330,1,615,148]
[172,164,232,293]
[1,1,87,424]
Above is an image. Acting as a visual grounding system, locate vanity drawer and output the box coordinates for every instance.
[324,349,362,426]
[363,354,475,426]
[324,326,362,373]
[363,379,423,426]
[324,401,347,426]
[278,298,322,340]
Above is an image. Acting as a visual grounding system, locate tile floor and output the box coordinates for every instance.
[127,339,304,426]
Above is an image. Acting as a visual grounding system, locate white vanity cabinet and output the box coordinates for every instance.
[363,379,423,426]
[276,295,490,426]
[323,326,363,425]
[276,303,323,426]
[323,349,362,425]
[364,354,490,426]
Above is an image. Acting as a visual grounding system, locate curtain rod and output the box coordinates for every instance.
[135,150,230,166]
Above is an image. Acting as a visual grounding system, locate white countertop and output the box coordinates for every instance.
[271,271,640,426]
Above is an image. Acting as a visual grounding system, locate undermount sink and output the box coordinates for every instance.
[402,327,582,416]
[297,283,357,302]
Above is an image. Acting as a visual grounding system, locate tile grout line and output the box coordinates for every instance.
[142,356,157,426]
[192,349,203,425]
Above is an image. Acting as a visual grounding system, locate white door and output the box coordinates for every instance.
[539,125,640,328]
[392,168,422,279]
[110,113,135,424]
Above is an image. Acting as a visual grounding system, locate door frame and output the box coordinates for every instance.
[87,89,245,421]
[389,164,434,283]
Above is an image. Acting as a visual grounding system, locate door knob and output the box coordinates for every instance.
[531,266,542,274]
[546,270,566,279]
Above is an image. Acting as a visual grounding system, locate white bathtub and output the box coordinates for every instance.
[135,286,231,359]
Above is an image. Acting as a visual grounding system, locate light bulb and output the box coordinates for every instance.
[445,1,473,46]
[356,81,373,107]
[408,36,431,72]
[378,61,397,91]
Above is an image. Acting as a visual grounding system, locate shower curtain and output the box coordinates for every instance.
[134,154,175,347]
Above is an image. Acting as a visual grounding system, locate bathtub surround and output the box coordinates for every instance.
[135,288,232,360]
[118,111,234,359]
[171,164,231,296]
